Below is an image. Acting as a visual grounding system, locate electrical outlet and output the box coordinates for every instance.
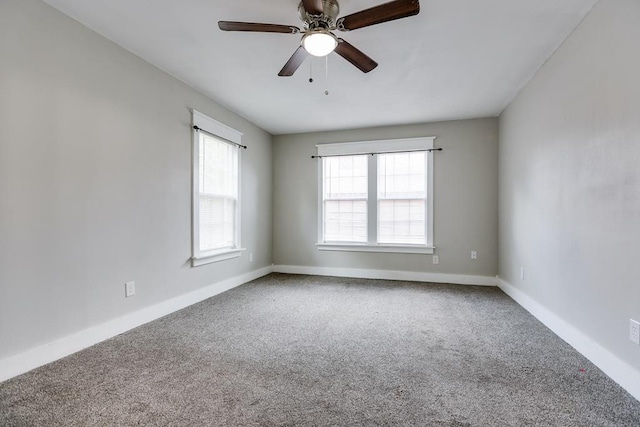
[432,255,439,265]
[125,281,135,298]
[471,251,477,260]
[520,267,525,280]
[249,253,254,263]
[630,319,640,345]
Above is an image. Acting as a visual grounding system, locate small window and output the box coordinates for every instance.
[192,110,244,266]
[317,137,435,254]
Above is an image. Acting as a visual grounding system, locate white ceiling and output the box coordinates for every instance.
[42,0,598,135]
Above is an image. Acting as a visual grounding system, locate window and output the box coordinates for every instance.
[192,110,244,266]
[323,155,368,243]
[317,137,435,254]
[378,152,427,245]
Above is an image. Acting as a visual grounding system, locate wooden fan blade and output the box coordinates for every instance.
[218,21,299,34]
[278,46,308,76]
[302,0,324,15]
[334,39,378,73]
[338,0,420,31]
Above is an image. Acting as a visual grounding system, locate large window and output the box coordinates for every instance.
[192,110,244,266]
[317,138,435,254]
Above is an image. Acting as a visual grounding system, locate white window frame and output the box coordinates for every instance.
[316,137,435,254]
[191,109,245,267]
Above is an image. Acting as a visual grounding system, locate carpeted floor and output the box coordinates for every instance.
[1,273,640,426]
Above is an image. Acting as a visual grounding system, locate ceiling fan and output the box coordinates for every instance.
[218,0,420,77]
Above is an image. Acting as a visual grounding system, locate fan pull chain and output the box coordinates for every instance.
[324,55,329,96]
[309,59,313,83]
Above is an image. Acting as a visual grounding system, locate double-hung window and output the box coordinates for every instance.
[317,137,435,254]
[192,110,244,266]
[323,155,368,243]
[378,151,427,245]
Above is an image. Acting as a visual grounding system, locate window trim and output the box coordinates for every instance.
[191,109,245,267]
[316,243,434,254]
[316,137,435,254]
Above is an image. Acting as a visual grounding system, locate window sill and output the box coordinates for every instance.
[316,243,434,255]
[192,248,245,267]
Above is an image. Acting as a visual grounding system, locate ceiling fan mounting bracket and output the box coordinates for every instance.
[298,0,340,29]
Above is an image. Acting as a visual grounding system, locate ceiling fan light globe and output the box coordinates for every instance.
[302,32,338,57]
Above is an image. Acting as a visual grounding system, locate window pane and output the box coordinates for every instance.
[200,134,237,197]
[323,155,368,199]
[378,199,426,244]
[199,195,235,251]
[378,152,426,199]
[324,200,367,243]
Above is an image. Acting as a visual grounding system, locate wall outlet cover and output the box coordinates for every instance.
[125,281,136,298]
[432,255,439,265]
[630,319,640,345]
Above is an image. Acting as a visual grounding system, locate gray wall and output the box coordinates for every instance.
[273,119,498,277]
[499,0,640,372]
[0,0,272,360]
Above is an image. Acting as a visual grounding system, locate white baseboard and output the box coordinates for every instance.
[0,266,273,383]
[273,264,497,287]
[497,278,640,402]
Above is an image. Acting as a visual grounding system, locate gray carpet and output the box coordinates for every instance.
[1,273,640,426]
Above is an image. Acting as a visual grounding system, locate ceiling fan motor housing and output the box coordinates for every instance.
[298,0,340,29]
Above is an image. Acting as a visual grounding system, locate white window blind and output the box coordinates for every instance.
[322,155,368,243]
